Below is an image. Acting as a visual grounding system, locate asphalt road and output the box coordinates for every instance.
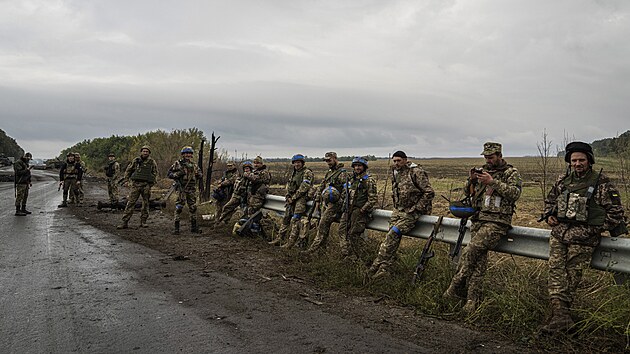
[0,171,427,353]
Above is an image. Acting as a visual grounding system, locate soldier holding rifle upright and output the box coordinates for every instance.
[443,142,522,314]
[167,146,204,235]
[539,142,626,334]
[117,145,158,229]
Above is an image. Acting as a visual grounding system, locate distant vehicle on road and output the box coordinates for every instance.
[31,158,48,170]
[0,154,12,167]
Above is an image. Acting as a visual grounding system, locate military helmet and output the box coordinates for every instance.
[564,141,595,164]
[66,152,75,157]
[351,156,368,169]
[181,146,194,154]
[74,152,81,157]
[291,154,305,163]
[449,201,477,218]
[24,152,32,158]
[108,153,115,157]
[321,186,341,204]
[140,145,151,153]
[242,160,254,170]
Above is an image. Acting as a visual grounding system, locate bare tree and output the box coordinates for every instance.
[536,129,553,201]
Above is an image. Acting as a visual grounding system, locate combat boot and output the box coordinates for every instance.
[140,219,148,228]
[172,221,180,235]
[117,220,129,229]
[281,232,298,249]
[15,206,26,216]
[268,230,286,246]
[191,220,202,234]
[21,205,32,215]
[58,201,68,208]
[443,281,467,300]
[540,299,574,334]
[462,299,479,314]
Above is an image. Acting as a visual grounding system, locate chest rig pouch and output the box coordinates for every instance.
[557,170,605,226]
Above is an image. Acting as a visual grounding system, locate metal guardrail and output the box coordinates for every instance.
[263,194,630,275]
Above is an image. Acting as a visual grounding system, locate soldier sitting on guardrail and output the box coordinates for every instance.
[539,142,626,334]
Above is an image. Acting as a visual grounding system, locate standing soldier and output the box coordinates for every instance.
[367,151,434,280]
[14,152,33,216]
[117,145,158,229]
[104,153,120,207]
[167,146,204,234]
[540,142,626,333]
[216,161,253,226]
[443,142,522,314]
[213,162,239,219]
[305,152,348,253]
[242,156,271,235]
[338,156,377,259]
[74,152,87,206]
[58,152,83,208]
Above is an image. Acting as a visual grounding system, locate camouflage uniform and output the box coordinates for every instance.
[167,157,204,233]
[104,156,121,205]
[307,153,348,252]
[214,164,239,218]
[217,170,250,224]
[279,159,314,248]
[245,158,271,217]
[14,155,32,215]
[59,156,83,207]
[120,152,158,228]
[445,143,521,312]
[369,161,434,277]
[75,154,87,205]
[339,169,377,258]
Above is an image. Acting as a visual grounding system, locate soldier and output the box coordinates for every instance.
[305,152,348,253]
[58,152,83,208]
[74,152,87,206]
[213,162,239,218]
[338,156,377,259]
[443,142,522,314]
[104,153,121,206]
[14,152,33,216]
[117,145,158,229]
[167,146,204,234]
[540,142,626,333]
[242,156,271,235]
[216,161,253,226]
[367,151,434,280]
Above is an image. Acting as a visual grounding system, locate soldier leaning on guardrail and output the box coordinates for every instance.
[240,156,271,236]
[14,152,33,216]
[216,161,252,227]
[104,153,121,206]
[367,150,435,281]
[213,161,239,219]
[539,142,627,334]
[443,142,522,314]
[58,152,83,208]
[117,145,158,229]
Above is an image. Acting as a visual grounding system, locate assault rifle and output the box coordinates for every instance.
[451,217,468,259]
[236,209,263,237]
[537,206,557,223]
[412,216,443,284]
[306,200,320,230]
[162,180,181,201]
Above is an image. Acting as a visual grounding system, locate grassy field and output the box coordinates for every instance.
[207,156,630,351]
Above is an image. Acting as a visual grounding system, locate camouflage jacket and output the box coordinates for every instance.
[286,166,314,201]
[104,160,120,180]
[466,160,522,225]
[317,163,348,202]
[246,165,271,199]
[344,171,377,213]
[167,159,203,192]
[14,158,31,185]
[219,168,239,196]
[60,160,83,181]
[391,162,434,214]
[545,169,625,246]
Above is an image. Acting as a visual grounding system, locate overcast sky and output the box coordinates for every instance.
[0,0,628,159]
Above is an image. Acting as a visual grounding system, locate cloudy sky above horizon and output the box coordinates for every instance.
[0,0,628,159]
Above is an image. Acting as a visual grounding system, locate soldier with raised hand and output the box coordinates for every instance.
[539,142,626,334]
[14,152,33,216]
[443,142,522,314]
[168,146,204,235]
[305,152,348,253]
[216,161,253,227]
[367,151,434,280]
[117,145,158,229]
[74,152,87,206]
[58,152,83,208]
[104,153,121,206]
[338,156,377,260]
[242,156,271,235]
[214,162,239,218]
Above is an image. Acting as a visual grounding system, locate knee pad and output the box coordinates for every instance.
[175,204,183,213]
[390,225,402,236]
[292,213,302,220]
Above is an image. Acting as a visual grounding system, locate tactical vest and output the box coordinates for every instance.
[288,167,311,194]
[556,170,605,226]
[323,165,346,192]
[350,173,370,208]
[176,160,199,184]
[63,161,79,179]
[130,157,156,183]
[392,165,423,209]
[105,161,117,177]
[471,165,517,217]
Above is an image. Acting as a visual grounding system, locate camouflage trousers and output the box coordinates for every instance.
[309,202,342,251]
[77,180,85,203]
[371,209,420,272]
[15,184,30,207]
[218,194,244,222]
[247,195,266,216]
[107,178,119,204]
[279,197,308,242]
[174,189,199,222]
[338,207,370,258]
[548,236,594,304]
[448,221,509,303]
[62,178,79,203]
[122,181,152,223]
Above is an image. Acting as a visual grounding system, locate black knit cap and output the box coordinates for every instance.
[564,141,595,164]
[392,150,407,159]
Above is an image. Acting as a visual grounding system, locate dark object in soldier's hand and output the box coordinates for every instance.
[472,167,483,174]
